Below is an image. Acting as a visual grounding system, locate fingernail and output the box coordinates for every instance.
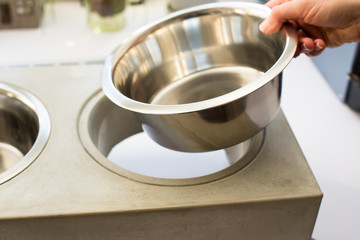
[301,43,311,53]
[259,20,269,32]
[315,42,323,51]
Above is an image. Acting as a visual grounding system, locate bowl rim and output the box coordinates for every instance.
[102,2,298,114]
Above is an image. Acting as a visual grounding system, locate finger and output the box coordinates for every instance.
[260,1,306,34]
[314,39,326,51]
[293,30,313,57]
[299,35,315,53]
[300,38,326,57]
[306,39,326,56]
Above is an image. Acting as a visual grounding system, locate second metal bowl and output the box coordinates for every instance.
[102,2,297,152]
[0,83,51,183]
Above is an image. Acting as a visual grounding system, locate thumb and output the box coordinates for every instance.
[260,3,303,34]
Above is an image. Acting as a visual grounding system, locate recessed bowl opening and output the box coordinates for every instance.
[0,92,39,173]
[80,92,264,186]
[0,83,51,183]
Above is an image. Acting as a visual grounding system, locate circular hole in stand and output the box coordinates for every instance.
[79,91,264,186]
[107,132,251,179]
[0,83,51,184]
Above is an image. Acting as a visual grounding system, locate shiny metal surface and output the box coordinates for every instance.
[0,83,51,184]
[103,2,297,152]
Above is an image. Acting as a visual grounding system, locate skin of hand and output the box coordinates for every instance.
[259,0,360,57]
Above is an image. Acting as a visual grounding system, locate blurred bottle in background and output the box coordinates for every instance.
[168,0,268,11]
[168,0,215,11]
[86,0,126,32]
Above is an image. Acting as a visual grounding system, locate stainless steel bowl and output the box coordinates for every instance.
[102,2,297,152]
[0,83,51,184]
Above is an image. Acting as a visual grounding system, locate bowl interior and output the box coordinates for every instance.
[0,89,39,174]
[112,6,286,105]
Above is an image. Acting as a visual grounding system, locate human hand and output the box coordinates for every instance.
[259,0,360,57]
